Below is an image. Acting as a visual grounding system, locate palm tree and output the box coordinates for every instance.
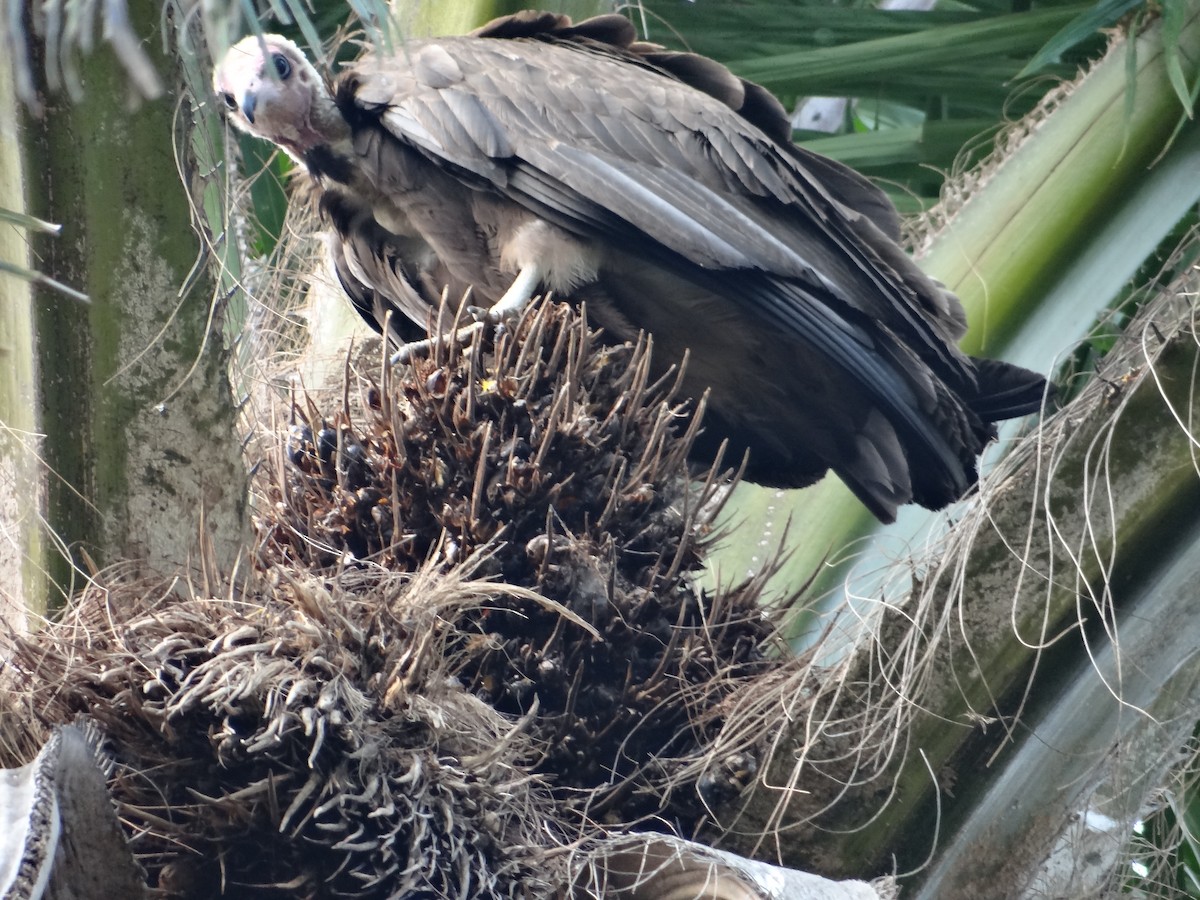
[2,1,1199,897]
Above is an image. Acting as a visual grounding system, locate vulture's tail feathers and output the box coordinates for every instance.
[969,357,1054,421]
[837,356,1049,520]
[742,276,975,504]
[836,410,914,525]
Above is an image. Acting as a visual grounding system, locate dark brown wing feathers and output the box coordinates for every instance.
[316,12,1047,521]
[472,11,902,239]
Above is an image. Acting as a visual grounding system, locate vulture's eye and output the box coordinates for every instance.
[271,53,292,80]
[220,92,237,111]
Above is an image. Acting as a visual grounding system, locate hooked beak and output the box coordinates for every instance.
[242,89,258,124]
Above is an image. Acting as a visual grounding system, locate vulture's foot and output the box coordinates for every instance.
[391,266,545,364]
[389,321,487,365]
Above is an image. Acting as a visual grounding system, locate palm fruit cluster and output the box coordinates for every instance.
[2,301,783,899]
[257,301,778,824]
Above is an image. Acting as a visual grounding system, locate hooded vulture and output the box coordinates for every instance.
[213,11,1048,523]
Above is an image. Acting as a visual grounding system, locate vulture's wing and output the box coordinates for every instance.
[321,191,437,344]
[347,20,970,388]
[472,12,905,242]
[325,13,1051,519]
[340,19,986,510]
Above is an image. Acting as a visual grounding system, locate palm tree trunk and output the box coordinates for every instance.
[0,55,43,627]
[16,1,247,608]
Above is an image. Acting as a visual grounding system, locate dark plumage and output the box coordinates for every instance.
[213,12,1048,522]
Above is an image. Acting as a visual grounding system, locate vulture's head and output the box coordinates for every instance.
[213,35,342,158]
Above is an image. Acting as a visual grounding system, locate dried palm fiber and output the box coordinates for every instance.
[4,566,558,899]
[257,300,784,823]
[1,300,795,898]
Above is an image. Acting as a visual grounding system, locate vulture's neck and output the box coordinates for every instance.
[310,94,350,147]
[304,143,357,186]
[288,94,353,179]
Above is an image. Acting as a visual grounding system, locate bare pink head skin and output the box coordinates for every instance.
[212,35,347,160]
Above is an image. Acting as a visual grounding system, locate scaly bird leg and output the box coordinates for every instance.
[389,265,543,365]
[485,264,542,322]
[389,321,487,365]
